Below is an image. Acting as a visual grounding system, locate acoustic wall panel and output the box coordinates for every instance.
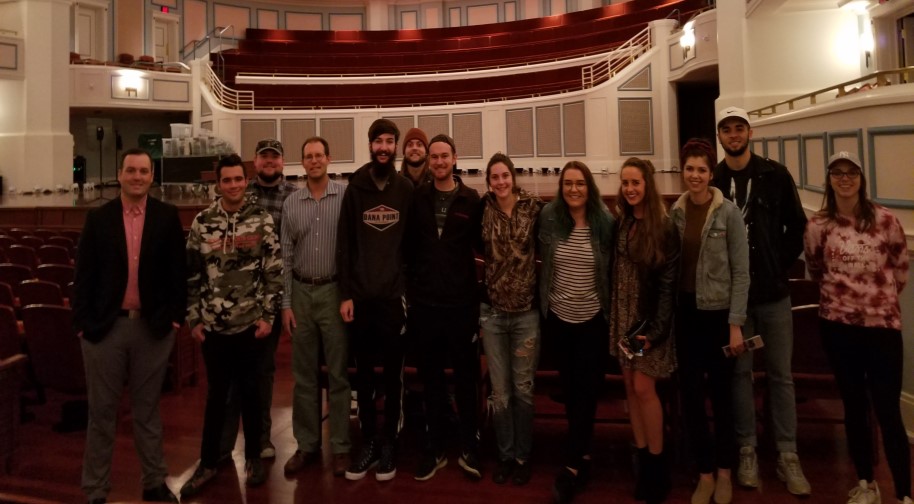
[467,5,498,26]
[619,65,651,91]
[535,105,562,157]
[241,120,277,161]
[506,108,534,158]
[330,14,363,31]
[618,98,653,155]
[281,119,317,164]
[320,118,355,163]
[418,115,449,138]
[383,116,415,154]
[453,113,483,159]
[257,10,279,30]
[287,12,322,30]
[563,101,586,156]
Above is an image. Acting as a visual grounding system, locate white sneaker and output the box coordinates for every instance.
[737,446,759,488]
[776,452,811,496]
[847,480,881,504]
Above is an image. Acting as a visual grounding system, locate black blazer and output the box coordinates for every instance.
[73,197,187,343]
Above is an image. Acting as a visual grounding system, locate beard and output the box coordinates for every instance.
[403,156,426,169]
[370,150,396,170]
[257,171,282,184]
[722,143,748,158]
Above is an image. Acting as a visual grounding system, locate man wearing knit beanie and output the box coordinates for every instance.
[400,127,431,186]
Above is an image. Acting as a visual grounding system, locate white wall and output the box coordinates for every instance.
[743,8,863,110]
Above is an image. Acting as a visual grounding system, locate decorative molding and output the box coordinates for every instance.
[779,135,802,187]
[749,138,766,158]
[800,132,827,194]
[826,129,864,162]
[152,79,190,102]
[867,125,914,209]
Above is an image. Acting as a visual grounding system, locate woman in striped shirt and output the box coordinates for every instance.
[538,161,615,503]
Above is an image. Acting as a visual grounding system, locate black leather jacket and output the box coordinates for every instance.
[713,154,807,304]
[618,216,681,344]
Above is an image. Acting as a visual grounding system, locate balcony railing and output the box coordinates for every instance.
[748,67,914,119]
[581,26,652,89]
[201,61,253,110]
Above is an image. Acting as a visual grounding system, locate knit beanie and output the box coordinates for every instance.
[402,128,429,153]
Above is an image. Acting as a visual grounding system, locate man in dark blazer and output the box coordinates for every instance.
[73,148,187,504]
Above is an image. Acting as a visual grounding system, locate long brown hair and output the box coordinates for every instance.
[616,157,669,268]
[819,162,876,232]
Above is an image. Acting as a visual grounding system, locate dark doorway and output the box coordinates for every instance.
[676,80,720,149]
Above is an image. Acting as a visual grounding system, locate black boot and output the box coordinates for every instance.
[645,451,671,504]
[633,446,649,500]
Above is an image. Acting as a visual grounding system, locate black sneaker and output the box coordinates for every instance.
[179,465,217,498]
[141,482,178,502]
[415,451,448,481]
[512,461,532,486]
[245,458,266,487]
[345,439,380,481]
[375,443,397,482]
[492,459,515,484]
[552,468,576,504]
[458,450,482,481]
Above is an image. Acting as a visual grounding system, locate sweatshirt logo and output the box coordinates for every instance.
[363,205,400,231]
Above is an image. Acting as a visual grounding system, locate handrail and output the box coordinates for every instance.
[215,25,234,81]
[201,62,254,110]
[581,26,652,89]
[181,25,238,63]
[747,66,914,119]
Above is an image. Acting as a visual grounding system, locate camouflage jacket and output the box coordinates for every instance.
[186,197,283,334]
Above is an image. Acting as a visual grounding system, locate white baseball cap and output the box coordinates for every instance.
[717,107,751,128]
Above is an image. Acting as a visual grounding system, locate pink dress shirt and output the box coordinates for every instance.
[121,196,147,310]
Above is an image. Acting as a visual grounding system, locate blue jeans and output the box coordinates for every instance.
[480,304,540,463]
[732,295,798,452]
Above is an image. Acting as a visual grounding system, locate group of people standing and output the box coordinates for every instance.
[73,109,908,504]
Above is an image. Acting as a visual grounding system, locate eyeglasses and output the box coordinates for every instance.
[828,169,860,180]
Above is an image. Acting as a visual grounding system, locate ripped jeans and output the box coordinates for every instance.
[480,303,541,463]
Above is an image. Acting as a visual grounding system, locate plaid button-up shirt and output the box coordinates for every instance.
[246,177,298,239]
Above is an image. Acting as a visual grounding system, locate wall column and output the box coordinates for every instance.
[5,0,74,191]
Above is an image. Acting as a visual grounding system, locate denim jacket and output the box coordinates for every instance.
[537,201,615,321]
[670,187,749,326]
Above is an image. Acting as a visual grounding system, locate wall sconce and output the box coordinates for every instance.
[679,20,695,60]
[860,22,874,68]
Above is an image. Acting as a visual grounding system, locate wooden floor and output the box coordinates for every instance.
[2,334,910,504]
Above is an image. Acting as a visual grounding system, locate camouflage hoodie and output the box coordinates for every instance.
[186,196,283,335]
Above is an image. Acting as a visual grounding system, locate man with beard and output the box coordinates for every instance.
[409,134,483,483]
[338,118,414,482]
[399,127,431,186]
[219,139,297,462]
[712,107,811,497]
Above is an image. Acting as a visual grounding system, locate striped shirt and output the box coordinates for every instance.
[549,227,601,323]
[280,180,345,308]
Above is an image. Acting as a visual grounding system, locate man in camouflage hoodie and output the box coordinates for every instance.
[179,154,283,497]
